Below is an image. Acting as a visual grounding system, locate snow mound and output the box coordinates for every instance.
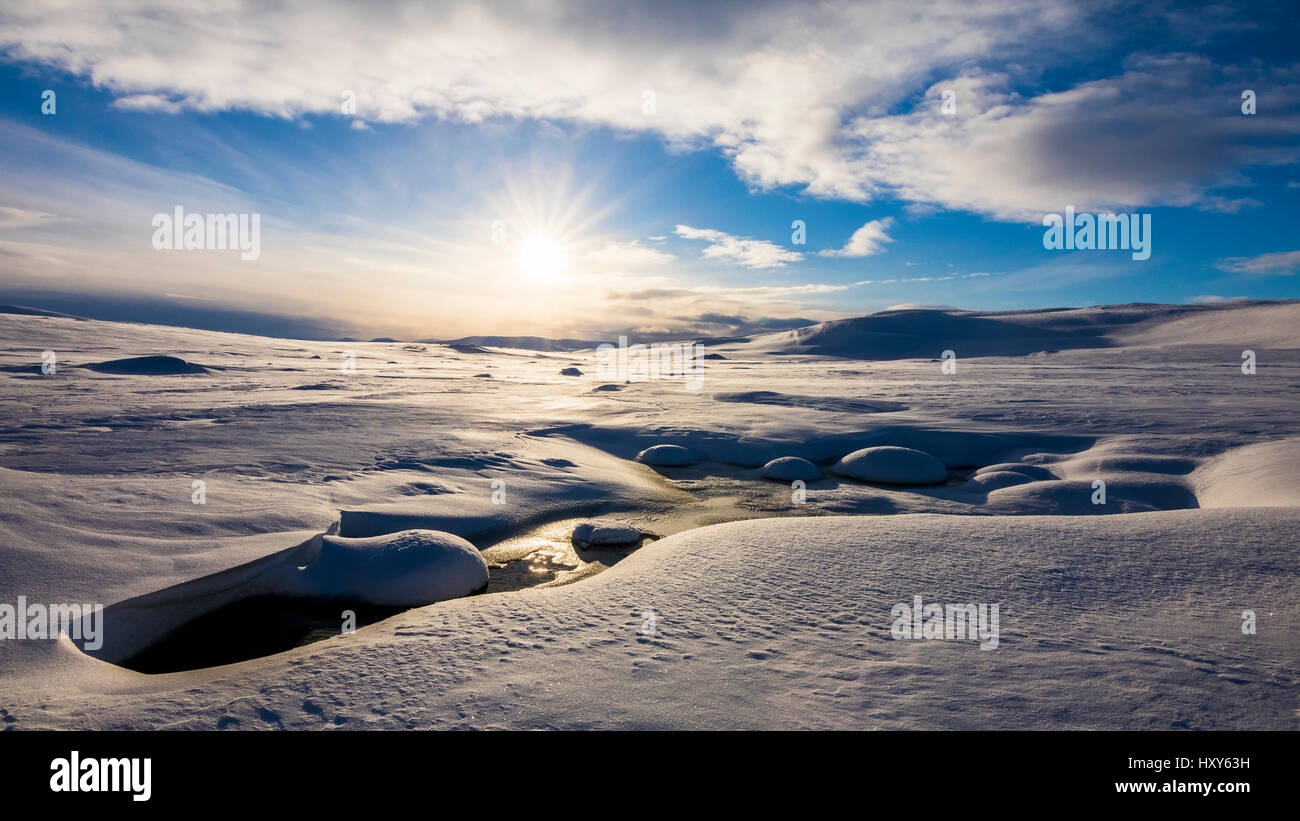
[964,470,1036,491]
[988,478,1198,514]
[1194,437,1300,508]
[832,446,947,485]
[284,530,488,607]
[975,463,1057,480]
[637,444,699,466]
[571,520,643,549]
[85,355,208,375]
[760,456,822,481]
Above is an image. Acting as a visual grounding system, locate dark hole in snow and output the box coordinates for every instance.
[115,595,445,674]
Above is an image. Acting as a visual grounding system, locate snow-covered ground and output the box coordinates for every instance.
[0,300,1296,729]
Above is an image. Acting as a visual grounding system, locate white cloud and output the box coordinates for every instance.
[112,94,182,113]
[819,217,894,257]
[586,240,674,268]
[2,3,1288,220]
[1216,250,1300,276]
[674,225,803,269]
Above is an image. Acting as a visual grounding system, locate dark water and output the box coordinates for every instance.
[118,596,408,674]
[117,518,644,674]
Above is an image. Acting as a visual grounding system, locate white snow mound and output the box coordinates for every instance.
[833,446,948,485]
[283,530,488,607]
[571,520,643,549]
[637,444,699,466]
[760,456,822,481]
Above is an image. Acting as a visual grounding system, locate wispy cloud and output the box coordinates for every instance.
[674,225,802,269]
[1216,250,1300,276]
[0,206,58,228]
[587,240,674,268]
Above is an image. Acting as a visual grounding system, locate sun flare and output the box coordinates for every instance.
[519,234,568,281]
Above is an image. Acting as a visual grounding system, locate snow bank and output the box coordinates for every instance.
[833,446,947,484]
[760,456,821,481]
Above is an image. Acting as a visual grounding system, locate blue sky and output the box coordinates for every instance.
[0,0,1298,340]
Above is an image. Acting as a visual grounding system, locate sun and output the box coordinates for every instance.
[519,234,568,281]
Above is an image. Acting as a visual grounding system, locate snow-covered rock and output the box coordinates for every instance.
[571,520,643,549]
[636,444,699,466]
[760,456,821,481]
[284,530,488,607]
[832,446,947,485]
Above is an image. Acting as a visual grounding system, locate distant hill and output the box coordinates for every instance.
[425,335,607,352]
[718,299,1300,359]
[0,304,86,319]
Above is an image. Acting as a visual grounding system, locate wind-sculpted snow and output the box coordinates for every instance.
[0,301,1298,729]
[4,512,1297,730]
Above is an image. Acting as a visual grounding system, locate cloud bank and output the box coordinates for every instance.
[3,0,1295,221]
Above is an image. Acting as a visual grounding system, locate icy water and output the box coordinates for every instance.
[480,516,653,593]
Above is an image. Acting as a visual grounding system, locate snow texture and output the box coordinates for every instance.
[0,299,1297,729]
